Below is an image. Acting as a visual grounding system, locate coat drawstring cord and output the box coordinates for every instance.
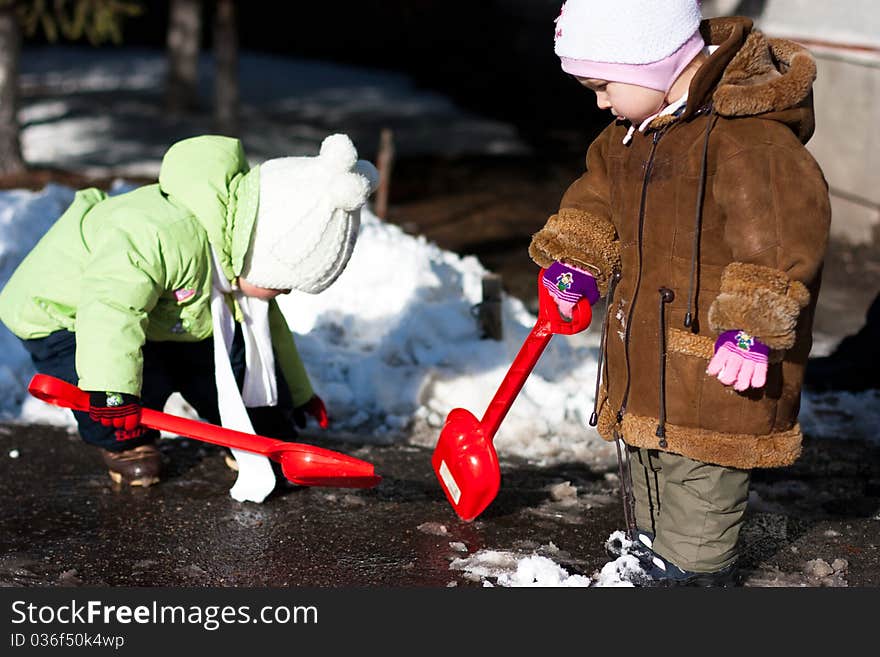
[683,106,718,329]
[589,269,621,427]
[656,287,675,447]
[592,273,636,539]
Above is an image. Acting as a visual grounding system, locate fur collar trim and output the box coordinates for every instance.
[645,18,817,141]
[713,29,816,118]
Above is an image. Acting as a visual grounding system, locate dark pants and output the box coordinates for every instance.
[22,329,296,452]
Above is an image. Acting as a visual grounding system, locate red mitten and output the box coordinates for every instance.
[88,391,146,441]
[293,395,329,430]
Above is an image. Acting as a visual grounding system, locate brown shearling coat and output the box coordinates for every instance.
[529,17,831,469]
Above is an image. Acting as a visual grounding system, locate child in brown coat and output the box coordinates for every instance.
[536,0,831,585]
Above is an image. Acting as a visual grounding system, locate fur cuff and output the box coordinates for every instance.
[708,262,810,350]
[528,208,620,295]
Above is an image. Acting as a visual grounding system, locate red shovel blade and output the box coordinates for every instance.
[431,408,501,522]
[27,373,381,489]
[273,444,381,489]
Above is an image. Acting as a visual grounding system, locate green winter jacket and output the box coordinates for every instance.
[0,135,314,404]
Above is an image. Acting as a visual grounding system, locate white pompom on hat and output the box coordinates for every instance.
[554,0,705,91]
[241,134,379,294]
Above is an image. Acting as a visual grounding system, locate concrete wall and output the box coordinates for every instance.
[703,1,880,246]
[809,51,880,245]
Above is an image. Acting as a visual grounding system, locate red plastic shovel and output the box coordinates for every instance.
[431,268,592,521]
[28,374,381,489]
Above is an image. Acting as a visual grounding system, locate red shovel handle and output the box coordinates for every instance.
[28,374,90,412]
[28,373,282,457]
[479,269,592,437]
[28,373,381,489]
[480,325,552,437]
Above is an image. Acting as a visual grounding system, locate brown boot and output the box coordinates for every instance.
[100,444,162,487]
[223,450,239,472]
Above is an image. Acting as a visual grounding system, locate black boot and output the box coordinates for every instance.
[636,552,739,588]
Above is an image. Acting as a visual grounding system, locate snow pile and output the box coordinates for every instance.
[0,184,77,423]
[497,555,593,587]
[450,549,592,587]
[0,183,608,465]
[592,555,643,587]
[449,536,649,587]
[799,390,880,445]
[278,206,606,463]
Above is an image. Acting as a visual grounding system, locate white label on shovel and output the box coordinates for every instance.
[439,460,461,504]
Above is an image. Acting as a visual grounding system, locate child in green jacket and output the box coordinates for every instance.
[0,134,377,502]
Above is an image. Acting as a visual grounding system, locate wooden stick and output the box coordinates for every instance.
[374,128,395,219]
[478,273,504,341]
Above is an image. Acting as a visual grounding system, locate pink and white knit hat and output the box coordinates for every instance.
[554,0,705,92]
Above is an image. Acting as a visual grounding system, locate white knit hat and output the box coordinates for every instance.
[554,0,705,91]
[240,134,379,294]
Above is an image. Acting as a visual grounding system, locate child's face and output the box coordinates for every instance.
[577,77,666,124]
[237,277,291,300]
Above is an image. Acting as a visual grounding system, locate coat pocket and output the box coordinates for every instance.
[666,327,780,436]
[664,329,709,428]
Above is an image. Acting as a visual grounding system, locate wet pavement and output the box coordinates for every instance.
[0,424,619,587]
[1,421,878,587]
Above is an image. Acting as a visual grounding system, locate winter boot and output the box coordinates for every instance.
[100,444,161,487]
[636,552,739,588]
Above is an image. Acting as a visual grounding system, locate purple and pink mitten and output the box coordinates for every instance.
[706,330,769,391]
[542,261,600,320]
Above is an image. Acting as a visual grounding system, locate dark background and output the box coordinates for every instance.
[24,1,610,157]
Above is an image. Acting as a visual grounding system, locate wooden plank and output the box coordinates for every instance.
[477,273,503,341]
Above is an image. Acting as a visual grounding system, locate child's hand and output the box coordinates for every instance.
[542,261,600,320]
[88,391,146,441]
[293,395,329,430]
[706,330,769,391]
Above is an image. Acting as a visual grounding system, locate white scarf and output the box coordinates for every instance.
[622,92,689,145]
[210,248,278,503]
[622,45,719,145]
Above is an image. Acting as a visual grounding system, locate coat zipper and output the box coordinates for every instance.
[617,129,662,423]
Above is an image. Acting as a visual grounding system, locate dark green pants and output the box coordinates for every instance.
[629,446,751,573]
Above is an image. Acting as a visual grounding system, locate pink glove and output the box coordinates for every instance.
[707,330,769,391]
[542,261,600,320]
